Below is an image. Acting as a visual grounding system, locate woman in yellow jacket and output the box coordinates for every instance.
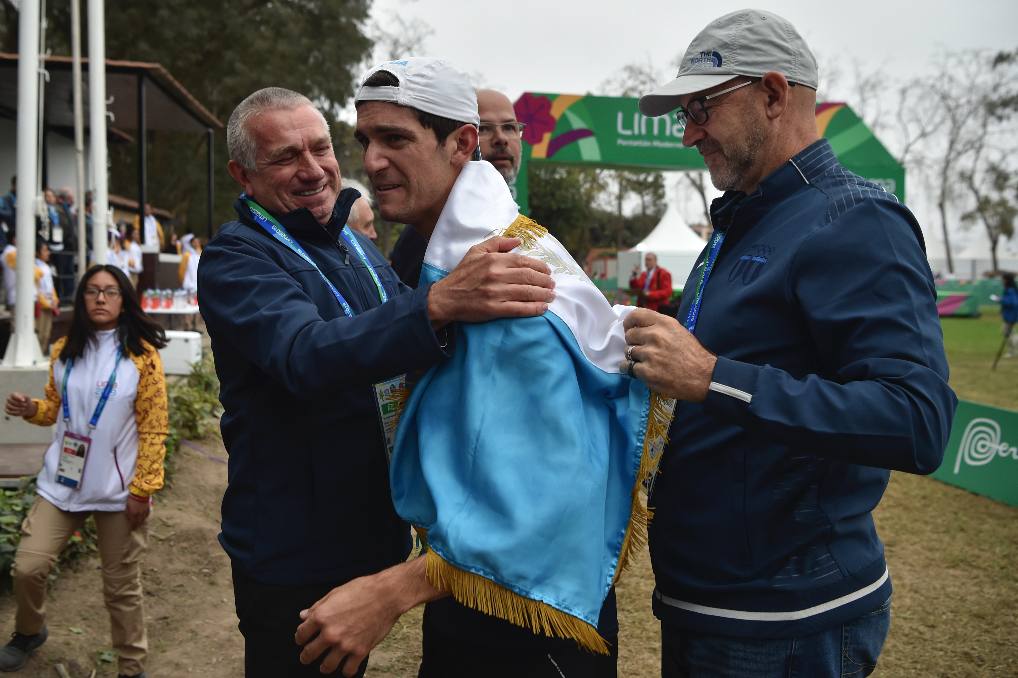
[2,264,168,678]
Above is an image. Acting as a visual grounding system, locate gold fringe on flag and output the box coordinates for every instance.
[424,549,611,655]
[502,214,549,249]
[616,392,676,577]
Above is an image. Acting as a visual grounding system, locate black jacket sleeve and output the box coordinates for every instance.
[704,200,958,474]
[198,229,449,397]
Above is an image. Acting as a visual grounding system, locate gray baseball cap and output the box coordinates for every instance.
[639,9,818,117]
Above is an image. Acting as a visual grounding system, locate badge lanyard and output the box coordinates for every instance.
[61,348,124,431]
[57,348,124,489]
[243,196,407,461]
[243,197,388,317]
[683,230,725,334]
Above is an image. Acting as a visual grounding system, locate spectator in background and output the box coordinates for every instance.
[0,175,15,247]
[164,230,181,255]
[347,196,377,241]
[628,252,672,312]
[133,204,164,251]
[2,230,16,316]
[34,241,59,352]
[123,224,144,289]
[108,232,131,279]
[1001,273,1018,359]
[476,88,523,190]
[41,189,62,250]
[178,234,201,295]
[54,189,78,300]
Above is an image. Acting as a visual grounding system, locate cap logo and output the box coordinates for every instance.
[689,51,723,68]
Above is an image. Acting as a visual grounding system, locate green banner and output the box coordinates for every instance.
[512,93,905,214]
[932,400,1018,507]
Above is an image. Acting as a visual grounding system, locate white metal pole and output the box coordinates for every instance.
[2,0,44,366]
[71,0,87,281]
[87,0,108,266]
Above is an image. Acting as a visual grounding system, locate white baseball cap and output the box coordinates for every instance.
[355,57,479,126]
[639,9,819,117]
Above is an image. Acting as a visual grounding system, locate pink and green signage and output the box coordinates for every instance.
[511,93,905,213]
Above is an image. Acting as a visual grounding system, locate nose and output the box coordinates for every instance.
[363,143,389,176]
[296,149,326,181]
[682,119,705,148]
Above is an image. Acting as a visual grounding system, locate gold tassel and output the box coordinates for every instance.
[615,392,675,577]
[502,215,549,249]
[425,550,610,655]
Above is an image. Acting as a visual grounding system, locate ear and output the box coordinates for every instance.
[227,160,255,195]
[759,72,790,120]
[448,124,479,168]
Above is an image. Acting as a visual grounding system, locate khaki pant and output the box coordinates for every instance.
[35,310,52,353]
[12,496,148,676]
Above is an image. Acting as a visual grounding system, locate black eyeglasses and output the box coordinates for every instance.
[478,122,527,138]
[673,79,757,127]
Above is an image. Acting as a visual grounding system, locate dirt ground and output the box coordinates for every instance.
[0,439,244,677]
[2,438,1015,677]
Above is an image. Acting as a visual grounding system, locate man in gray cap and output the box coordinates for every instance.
[623,9,956,677]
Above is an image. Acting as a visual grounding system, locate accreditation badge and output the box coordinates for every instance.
[373,374,409,464]
[57,431,92,489]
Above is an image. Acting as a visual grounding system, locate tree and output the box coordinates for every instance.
[959,50,1018,272]
[1,1,374,232]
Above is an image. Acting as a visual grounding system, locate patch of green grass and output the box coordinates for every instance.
[941,308,1018,410]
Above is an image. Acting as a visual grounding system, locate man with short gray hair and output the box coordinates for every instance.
[624,10,956,676]
[199,86,554,677]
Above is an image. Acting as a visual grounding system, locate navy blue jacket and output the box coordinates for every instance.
[649,140,957,638]
[199,190,448,586]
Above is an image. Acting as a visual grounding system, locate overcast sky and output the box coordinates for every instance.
[369,0,1016,101]
[365,0,1018,256]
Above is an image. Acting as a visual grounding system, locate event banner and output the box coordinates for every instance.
[512,93,905,213]
[932,400,1018,507]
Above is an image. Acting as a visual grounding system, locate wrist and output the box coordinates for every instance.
[127,492,151,504]
[426,282,450,330]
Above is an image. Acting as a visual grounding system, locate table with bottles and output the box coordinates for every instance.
[142,289,199,329]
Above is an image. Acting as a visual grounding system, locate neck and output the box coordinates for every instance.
[93,320,118,331]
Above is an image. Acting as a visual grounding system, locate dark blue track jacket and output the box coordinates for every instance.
[199,190,448,585]
[649,140,958,638]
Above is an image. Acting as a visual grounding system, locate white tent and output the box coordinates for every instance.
[617,203,707,290]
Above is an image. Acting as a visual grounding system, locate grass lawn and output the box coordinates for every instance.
[940,307,1018,409]
[371,310,1017,677]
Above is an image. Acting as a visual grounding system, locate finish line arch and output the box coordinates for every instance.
[509,92,904,214]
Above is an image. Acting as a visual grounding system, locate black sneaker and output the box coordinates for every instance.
[0,627,48,672]
[117,673,147,678]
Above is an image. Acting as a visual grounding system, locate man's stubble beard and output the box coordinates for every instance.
[704,119,767,193]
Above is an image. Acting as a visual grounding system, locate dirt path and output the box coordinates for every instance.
[0,439,243,677]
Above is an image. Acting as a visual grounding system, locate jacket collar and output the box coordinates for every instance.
[710,139,835,232]
[233,187,360,242]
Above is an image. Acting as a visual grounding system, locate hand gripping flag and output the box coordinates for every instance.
[390,161,675,653]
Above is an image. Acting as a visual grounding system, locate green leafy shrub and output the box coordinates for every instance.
[165,353,221,462]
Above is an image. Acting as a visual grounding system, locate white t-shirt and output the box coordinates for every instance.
[127,241,144,274]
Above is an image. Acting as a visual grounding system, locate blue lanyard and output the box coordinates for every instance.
[61,348,124,429]
[244,198,387,318]
[683,230,725,334]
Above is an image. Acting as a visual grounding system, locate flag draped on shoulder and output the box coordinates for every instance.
[390,161,675,654]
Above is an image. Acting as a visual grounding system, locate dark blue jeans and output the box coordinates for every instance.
[661,597,891,678]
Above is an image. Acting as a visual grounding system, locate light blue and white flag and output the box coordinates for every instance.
[390,161,674,653]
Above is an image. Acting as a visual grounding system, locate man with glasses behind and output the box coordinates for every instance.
[621,9,956,677]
